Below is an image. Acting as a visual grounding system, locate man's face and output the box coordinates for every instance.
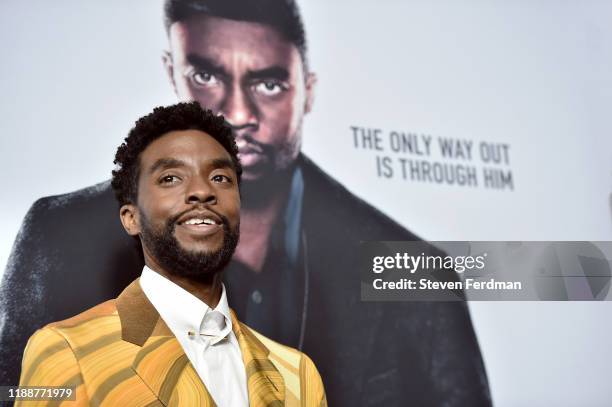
[123,130,240,278]
[164,15,316,182]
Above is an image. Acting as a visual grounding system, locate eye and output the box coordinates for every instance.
[192,71,220,87]
[159,174,181,185]
[253,80,287,96]
[212,174,232,184]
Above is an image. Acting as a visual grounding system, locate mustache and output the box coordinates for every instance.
[235,133,273,155]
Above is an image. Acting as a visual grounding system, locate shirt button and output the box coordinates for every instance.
[251,290,263,304]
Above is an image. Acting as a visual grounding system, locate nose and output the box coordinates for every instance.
[185,176,216,205]
[219,82,258,129]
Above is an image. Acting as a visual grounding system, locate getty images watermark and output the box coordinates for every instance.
[360,242,612,301]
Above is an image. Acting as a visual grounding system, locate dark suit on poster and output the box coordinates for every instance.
[0,155,491,406]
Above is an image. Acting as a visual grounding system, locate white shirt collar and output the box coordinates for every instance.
[140,265,233,347]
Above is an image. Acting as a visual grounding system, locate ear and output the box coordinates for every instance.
[120,204,141,237]
[162,50,178,95]
[304,72,317,114]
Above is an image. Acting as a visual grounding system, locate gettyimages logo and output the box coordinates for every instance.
[371,252,486,274]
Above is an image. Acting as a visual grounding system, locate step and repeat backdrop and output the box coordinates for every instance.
[1,0,611,405]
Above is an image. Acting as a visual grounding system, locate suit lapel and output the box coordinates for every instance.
[232,311,285,407]
[132,320,216,406]
[117,279,216,406]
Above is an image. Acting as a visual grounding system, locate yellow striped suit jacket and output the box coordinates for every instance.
[17,279,327,406]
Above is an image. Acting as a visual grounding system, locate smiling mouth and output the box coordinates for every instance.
[178,216,222,236]
[184,217,217,226]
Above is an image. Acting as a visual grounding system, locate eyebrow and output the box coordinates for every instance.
[245,66,289,82]
[186,54,289,82]
[186,54,226,77]
[211,157,236,172]
[148,157,236,175]
[148,158,186,175]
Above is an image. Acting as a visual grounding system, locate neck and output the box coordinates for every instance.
[233,166,295,272]
[143,253,223,308]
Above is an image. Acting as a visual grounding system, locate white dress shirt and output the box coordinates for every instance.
[140,266,249,407]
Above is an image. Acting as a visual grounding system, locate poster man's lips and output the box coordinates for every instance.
[236,137,264,154]
[238,145,264,155]
[238,151,266,167]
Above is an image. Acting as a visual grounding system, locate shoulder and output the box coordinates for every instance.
[39,300,121,347]
[18,181,117,237]
[299,154,420,241]
[12,180,129,257]
[28,180,115,216]
[47,299,118,329]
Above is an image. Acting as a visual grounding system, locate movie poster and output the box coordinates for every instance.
[1,1,611,405]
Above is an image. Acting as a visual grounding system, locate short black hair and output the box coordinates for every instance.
[164,0,309,71]
[111,101,242,206]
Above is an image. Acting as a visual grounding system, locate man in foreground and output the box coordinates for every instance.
[17,102,326,406]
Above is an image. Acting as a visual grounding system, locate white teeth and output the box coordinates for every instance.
[184,218,216,225]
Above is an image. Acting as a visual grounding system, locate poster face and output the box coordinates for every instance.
[1,0,612,405]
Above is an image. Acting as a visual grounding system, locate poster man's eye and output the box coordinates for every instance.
[192,72,219,86]
[254,81,286,96]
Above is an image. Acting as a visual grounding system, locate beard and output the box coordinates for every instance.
[139,210,239,281]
